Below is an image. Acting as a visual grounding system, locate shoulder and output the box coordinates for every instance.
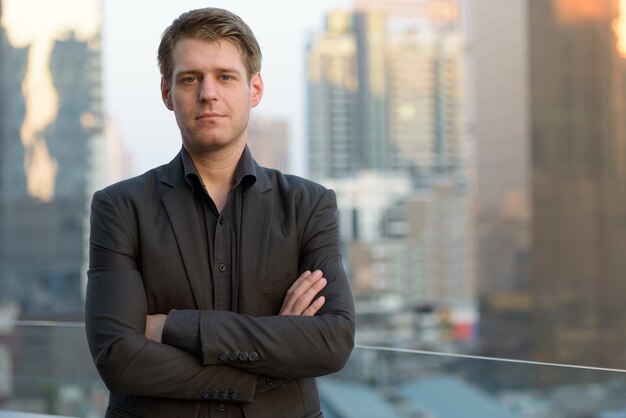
[102,164,168,196]
[260,167,332,199]
[94,162,170,206]
[257,166,337,213]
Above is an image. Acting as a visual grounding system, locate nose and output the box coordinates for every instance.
[198,79,218,102]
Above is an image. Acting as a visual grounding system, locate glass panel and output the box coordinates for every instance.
[320,346,626,418]
[2,324,626,417]
[0,323,105,417]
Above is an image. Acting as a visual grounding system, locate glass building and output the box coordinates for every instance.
[307,0,475,353]
[470,0,626,368]
[0,0,104,411]
[0,0,103,320]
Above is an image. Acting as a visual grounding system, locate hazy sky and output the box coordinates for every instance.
[103,0,353,175]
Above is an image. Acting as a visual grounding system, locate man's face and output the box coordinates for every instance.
[161,38,263,156]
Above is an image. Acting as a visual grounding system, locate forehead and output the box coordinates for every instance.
[171,37,246,73]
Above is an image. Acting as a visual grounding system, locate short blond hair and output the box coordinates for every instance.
[158,8,262,83]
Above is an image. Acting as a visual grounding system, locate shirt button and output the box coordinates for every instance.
[218,217,225,225]
[218,263,226,272]
[218,404,226,412]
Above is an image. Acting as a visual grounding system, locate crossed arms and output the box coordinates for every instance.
[145,269,330,341]
[85,185,355,402]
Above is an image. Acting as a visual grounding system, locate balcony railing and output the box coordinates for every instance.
[1,321,626,417]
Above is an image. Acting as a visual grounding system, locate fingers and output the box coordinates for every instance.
[302,296,326,317]
[279,270,327,316]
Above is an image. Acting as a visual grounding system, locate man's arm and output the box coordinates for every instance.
[158,189,356,378]
[85,189,258,401]
[146,269,328,341]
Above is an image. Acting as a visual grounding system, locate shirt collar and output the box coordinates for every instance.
[181,146,257,192]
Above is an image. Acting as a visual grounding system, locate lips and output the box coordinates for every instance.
[196,112,224,120]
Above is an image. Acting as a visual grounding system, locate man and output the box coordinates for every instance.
[85,7,355,418]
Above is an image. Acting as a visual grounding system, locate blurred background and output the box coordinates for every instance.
[2,0,626,416]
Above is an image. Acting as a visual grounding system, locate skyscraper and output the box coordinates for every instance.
[470,0,626,368]
[307,0,473,352]
[0,0,103,319]
[0,0,104,410]
[247,115,290,174]
[306,0,464,183]
[307,10,362,179]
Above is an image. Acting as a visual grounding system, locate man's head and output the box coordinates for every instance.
[158,8,262,84]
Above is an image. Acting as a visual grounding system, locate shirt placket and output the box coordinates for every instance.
[213,210,231,311]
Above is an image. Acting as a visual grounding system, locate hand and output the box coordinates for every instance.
[279,270,327,316]
[145,314,167,343]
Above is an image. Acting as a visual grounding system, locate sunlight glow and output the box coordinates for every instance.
[1,0,99,202]
[613,0,626,58]
[553,0,610,24]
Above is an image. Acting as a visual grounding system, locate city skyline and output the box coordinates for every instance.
[102,0,353,176]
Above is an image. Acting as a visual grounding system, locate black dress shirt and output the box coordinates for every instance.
[162,145,256,417]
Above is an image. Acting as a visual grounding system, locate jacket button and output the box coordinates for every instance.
[218,217,225,225]
[219,352,229,362]
[230,391,240,400]
[229,352,239,361]
[218,263,226,272]
[201,391,211,400]
[265,378,274,386]
[218,404,226,412]
[248,351,259,362]
[221,391,230,399]
[238,352,249,361]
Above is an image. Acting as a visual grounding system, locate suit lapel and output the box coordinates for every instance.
[240,166,273,300]
[161,155,213,310]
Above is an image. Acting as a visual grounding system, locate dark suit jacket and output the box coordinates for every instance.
[85,152,355,418]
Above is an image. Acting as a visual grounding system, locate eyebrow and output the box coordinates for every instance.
[174,67,244,77]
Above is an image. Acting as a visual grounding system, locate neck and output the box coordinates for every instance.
[186,141,246,189]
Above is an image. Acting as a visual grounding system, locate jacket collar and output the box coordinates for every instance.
[160,150,272,195]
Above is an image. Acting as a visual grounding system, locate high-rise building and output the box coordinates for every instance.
[469,0,626,368]
[0,0,102,317]
[247,115,290,174]
[325,173,476,350]
[0,0,104,410]
[306,0,464,183]
[307,10,362,179]
[307,0,472,352]
[387,30,465,177]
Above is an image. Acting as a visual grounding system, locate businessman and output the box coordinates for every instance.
[85,7,355,418]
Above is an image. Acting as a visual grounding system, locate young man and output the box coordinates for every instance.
[85,7,354,418]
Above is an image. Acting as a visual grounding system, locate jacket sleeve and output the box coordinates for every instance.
[196,189,356,378]
[85,189,258,401]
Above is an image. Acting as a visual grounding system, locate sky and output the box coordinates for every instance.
[103,0,353,176]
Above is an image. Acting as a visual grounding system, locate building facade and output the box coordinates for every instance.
[0,0,103,319]
[0,1,104,411]
[307,0,473,352]
[470,0,626,368]
[307,0,465,184]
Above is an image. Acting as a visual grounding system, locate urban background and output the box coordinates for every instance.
[2,0,626,416]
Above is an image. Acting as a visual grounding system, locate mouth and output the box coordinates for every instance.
[196,112,224,120]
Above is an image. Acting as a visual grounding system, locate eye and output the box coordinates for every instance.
[220,74,233,81]
[182,76,198,84]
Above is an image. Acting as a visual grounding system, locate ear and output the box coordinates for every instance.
[160,77,174,111]
[249,72,264,108]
